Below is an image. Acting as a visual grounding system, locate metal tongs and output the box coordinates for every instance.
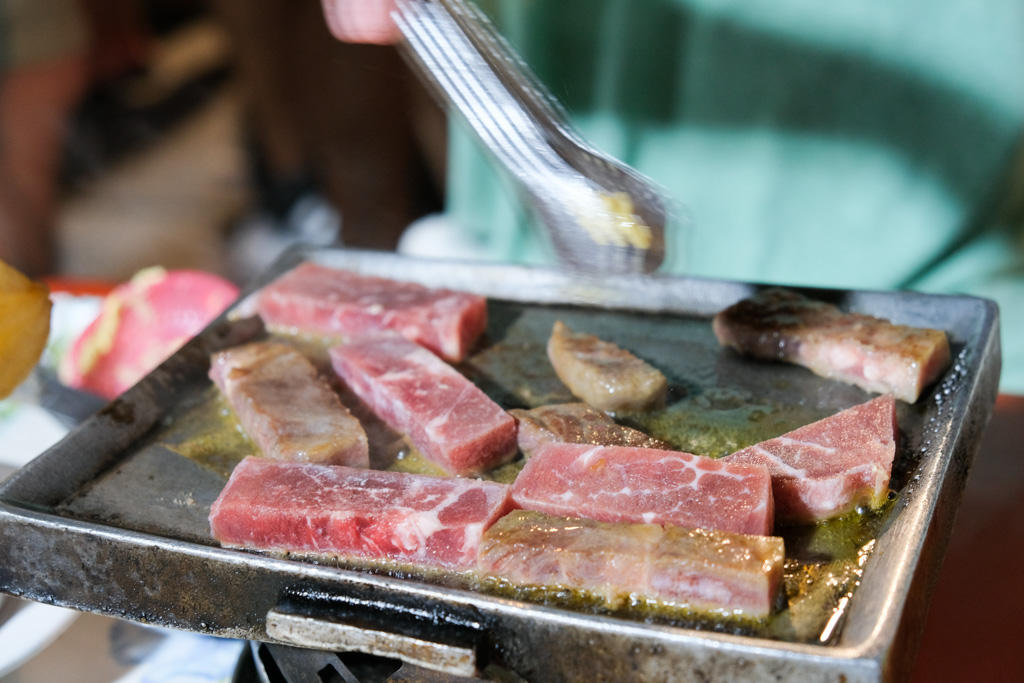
[393,0,671,275]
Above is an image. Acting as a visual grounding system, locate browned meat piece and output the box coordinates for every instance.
[713,288,950,403]
[210,341,369,467]
[546,321,667,413]
[478,510,785,618]
[509,402,671,457]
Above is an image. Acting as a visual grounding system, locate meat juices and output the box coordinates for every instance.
[330,336,517,476]
[724,395,898,524]
[510,402,671,457]
[479,511,785,618]
[209,342,369,468]
[209,457,514,570]
[712,288,950,403]
[256,263,488,363]
[510,443,775,536]
[547,321,668,413]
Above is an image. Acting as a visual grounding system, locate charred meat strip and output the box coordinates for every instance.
[547,320,667,413]
[330,335,517,476]
[256,262,488,362]
[479,510,785,619]
[510,402,671,457]
[712,288,950,403]
[511,443,774,536]
[210,457,514,570]
[724,395,897,524]
[209,342,369,468]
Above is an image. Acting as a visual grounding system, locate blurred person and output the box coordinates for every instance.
[77,0,152,86]
[0,0,92,277]
[319,0,1024,395]
[213,0,442,269]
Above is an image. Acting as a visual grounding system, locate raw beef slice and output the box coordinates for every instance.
[330,336,517,476]
[511,443,774,535]
[256,262,487,362]
[210,457,514,570]
[210,341,369,468]
[724,394,898,524]
[479,510,785,618]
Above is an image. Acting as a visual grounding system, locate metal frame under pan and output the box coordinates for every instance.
[0,246,1001,682]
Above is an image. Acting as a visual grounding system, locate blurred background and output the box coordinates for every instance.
[0,1,1021,681]
[1,0,445,286]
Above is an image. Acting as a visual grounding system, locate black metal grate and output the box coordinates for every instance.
[238,642,490,683]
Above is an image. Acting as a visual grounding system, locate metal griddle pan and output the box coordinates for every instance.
[0,247,1000,682]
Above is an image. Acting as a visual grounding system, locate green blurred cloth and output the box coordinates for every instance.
[442,0,1024,393]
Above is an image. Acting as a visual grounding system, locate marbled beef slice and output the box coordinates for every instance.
[330,335,517,476]
[256,262,487,362]
[724,394,898,524]
[210,457,514,570]
[511,443,775,535]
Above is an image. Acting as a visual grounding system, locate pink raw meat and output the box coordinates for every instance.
[479,510,785,618]
[256,263,487,362]
[723,394,898,524]
[209,341,369,468]
[329,336,517,476]
[510,443,774,535]
[210,456,514,570]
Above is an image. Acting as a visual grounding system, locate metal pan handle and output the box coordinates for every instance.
[265,586,487,678]
[266,608,478,678]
